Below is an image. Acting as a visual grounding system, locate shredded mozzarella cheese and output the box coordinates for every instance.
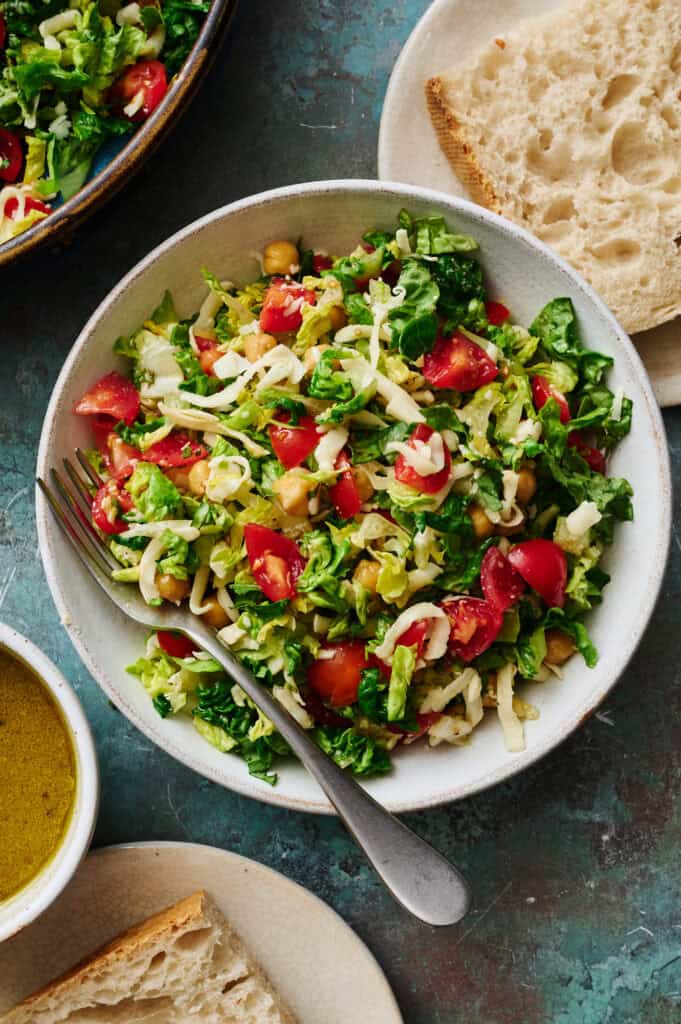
[313,426,348,473]
[496,663,525,752]
[373,603,449,663]
[565,500,602,536]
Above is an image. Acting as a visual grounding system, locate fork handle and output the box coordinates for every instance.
[186,623,470,927]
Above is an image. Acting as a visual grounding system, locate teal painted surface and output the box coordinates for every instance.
[1,2,681,1021]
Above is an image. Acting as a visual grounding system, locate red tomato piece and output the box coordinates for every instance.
[531,375,571,424]
[157,631,196,659]
[307,641,369,707]
[480,546,526,613]
[5,194,51,219]
[111,59,167,122]
[142,433,207,468]
[91,480,132,535]
[0,14,6,49]
[269,413,320,469]
[301,687,349,728]
[0,128,23,183]
[507,539,567,608]
[329,450,362,519]
[485,301,510,326]
[393,424,452,494]
[74,371,140,425]
[194,335,222,376]
[244,524,306,601]
[568,431,606,474]
[260,279,316,333]
[423,332,499,391]
[90,414,116,453]
[108,434,140,479]
[312,253,333,274]
[441,597,502,662]
[396,619,429,658]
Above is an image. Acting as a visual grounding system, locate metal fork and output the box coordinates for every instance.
[38,452,471,927]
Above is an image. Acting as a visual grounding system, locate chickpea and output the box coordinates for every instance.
[545,629,575,665]
[353,559,380,594]
[188,459,211,497]
[468,503,495,540]
[165,466,190,491]
[244,331,276,363]
[516,466,537,506]
[353,466,374,504]
[156,573,191,604]
[273,472,312,516]
[263,240,300,277]
[303,343,329,375]
[202,595,230,630]
[328,304,347,332]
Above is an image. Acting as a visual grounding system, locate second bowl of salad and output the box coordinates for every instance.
[0,0,235,265]
[36,180,671,813]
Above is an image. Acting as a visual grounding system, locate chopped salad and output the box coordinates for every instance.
[0,0,209,242]
[73,210,634,785]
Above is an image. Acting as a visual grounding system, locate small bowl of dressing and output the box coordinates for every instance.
[0,624,98,943]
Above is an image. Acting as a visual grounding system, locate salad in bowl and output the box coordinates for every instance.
[72,209,634,785]
[0,0,209,243]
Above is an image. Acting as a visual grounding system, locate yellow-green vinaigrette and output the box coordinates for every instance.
[0,647,76,902]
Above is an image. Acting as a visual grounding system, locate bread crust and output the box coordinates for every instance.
[5,891,209,1017]
[425,76,502,214]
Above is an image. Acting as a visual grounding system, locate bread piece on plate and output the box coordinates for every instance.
[0,890,296,1024]
[426,0,681,334]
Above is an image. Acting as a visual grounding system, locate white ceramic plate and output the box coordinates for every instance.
[36,181,671,814]
[378,0,681,407]
[0,842,403,1023]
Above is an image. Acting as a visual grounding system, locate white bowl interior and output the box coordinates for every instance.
[0,626,99,941]
[36,182,670,814]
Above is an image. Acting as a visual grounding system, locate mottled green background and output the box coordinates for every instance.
[1,2,681,1021]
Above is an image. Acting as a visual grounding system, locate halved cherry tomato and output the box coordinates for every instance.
[91,480,133,535]
[5,194,51,219]
[302,687,349,728]
[74,371,140,425]
[269,413,320,469]
[307,641,369,707]
[568,431,606,474]
[142,433,208,468]
[108,434,140,479]
[0,14,6,49]
[312,253,333,274]
[507,539,567,608]
[393,424,451,494]
[260,279,316,333]
[441,597,502,662]
[195,335,222,376]
[396,619,429,658]
[485,301,510,326]
[157,631,196,659]
[244,524,306,601]
[423,332,499,391]
[329,450,362,519]
[90,414,116,453]
[0,128,23,183]
[110,59,167,122]
[531,375,571,424]
[480,546,526,613]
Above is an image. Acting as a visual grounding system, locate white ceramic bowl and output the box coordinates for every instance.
[36,181,671,814]
[0,625,99,943]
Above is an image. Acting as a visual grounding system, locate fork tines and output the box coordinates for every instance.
[38,452,118,580]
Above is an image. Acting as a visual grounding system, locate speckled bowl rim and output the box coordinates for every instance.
[0,0,237,270]
[0,624,99,943]
[36,180,672,815]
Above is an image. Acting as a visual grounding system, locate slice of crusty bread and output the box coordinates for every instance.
[426,0,681,334]
[0,891,296,1024]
